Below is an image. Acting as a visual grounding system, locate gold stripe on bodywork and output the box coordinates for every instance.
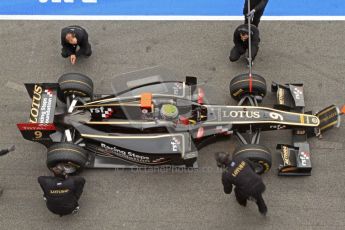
[300,115,305,124]
[320,121,338,131]
[76,103,140,108]
[317,106,336,117]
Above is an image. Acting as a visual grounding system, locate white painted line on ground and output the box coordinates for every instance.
[5,81,26,93]
[0,15,345,21]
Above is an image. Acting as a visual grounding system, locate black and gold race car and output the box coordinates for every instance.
[17,68,343,176]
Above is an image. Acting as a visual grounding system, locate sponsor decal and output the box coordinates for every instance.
[293,87,303,100]
[170,136,181,152]
[269,112,284,121]
[281,146,291,166]
[233,89,244,97]
[100,143,150,163]
[319,112,337,123]
[222,110,260,119]
[269,124,286,130]
[299,151,310,166]
[38,89,54,124]
[172,83,183,96]
[29,86,55,124]
[49,189,70,194]
[295,129,306,135]
[90,107,113,118]
[232,161,246,177]
[30,85,43,123]
[17,123,56,131]
[38,0,97,3]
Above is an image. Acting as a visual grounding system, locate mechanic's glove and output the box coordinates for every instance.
[70,54,77,65]
[247,9,255,18]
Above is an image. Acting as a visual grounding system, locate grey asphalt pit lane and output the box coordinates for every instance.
[5,81,26,93]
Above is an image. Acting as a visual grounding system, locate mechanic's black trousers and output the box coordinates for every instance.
[234,187,267,214]
[229,44,259,62]
[244,9,264,27]
[61,43,92,58]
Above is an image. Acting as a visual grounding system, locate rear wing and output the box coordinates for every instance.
[17,83,59,147]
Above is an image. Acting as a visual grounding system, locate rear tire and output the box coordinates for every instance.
[47,143,89,174]
[229,73,267,102]
[232,144,272,174]
[58,73,93,102]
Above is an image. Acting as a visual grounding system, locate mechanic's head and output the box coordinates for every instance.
[65,32,78,45]
[51,164,67,179]
[215,152,232,168]
[240,32,249,41]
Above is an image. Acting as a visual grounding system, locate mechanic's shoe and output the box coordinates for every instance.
[259,207,268,216]
[72,206,80,215]
[237,198,247,207]
[260,210,267,216]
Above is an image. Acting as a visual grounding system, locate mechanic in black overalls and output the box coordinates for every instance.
[38,164,86,216]
[0,145,15,196]
[229,24,260,65]
[244,0,269,27]
[215,152,268,215]
[61,25,92,65]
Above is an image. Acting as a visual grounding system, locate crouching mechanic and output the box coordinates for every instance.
[229,24,260,66]
[38,164,86,216]
[215,152,268,215]
[61,25,92,65]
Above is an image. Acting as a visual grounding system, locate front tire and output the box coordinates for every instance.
[58,73,94,102]
[47,143,89,174]
[232,144,272,174]
[229,73,267,102]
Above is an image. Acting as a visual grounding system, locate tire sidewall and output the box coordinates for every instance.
[58,73,94,102]
[232,144,272,174]
[230,73,267,101]
[47,143,89,173]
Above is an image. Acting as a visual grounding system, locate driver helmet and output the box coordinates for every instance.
[160,104,179,120]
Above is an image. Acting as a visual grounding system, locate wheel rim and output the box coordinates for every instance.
[55,162,78,174]
[252,161,265,174]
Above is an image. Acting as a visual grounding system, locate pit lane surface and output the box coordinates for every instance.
[0,21,344,229]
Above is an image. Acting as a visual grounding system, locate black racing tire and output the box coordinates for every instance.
[58,73,94,102]
[232,144,272,174]
[229,73,267,101]
[47,143,89,174]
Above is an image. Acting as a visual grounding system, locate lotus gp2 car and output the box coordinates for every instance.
[17,68,344,176]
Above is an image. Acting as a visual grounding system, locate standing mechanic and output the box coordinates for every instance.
[38,164,86,216]
[229,24,260,65]
[215,152,268,215]
[244,0,269,27]
[61,25,92,65]
[0,145,15,196]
